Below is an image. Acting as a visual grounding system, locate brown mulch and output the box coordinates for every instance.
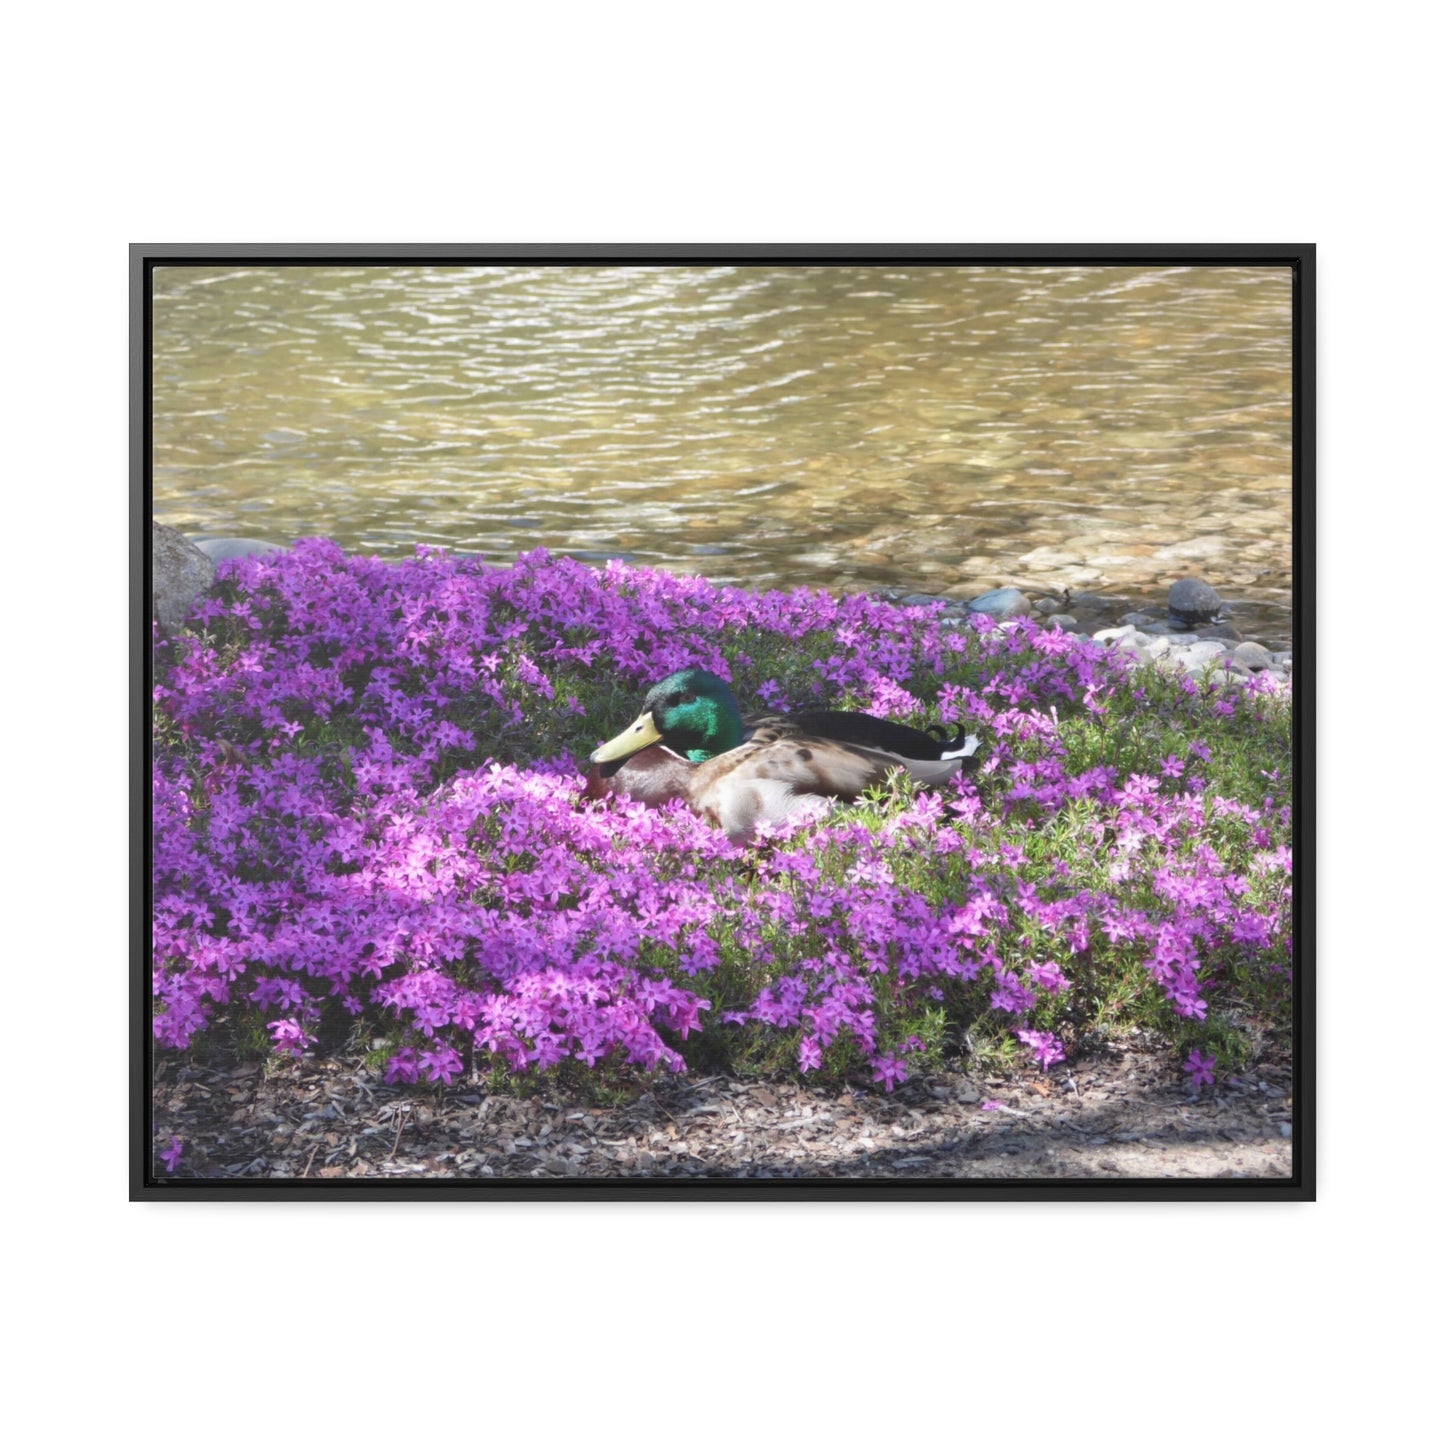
[151,1032,1293,1184]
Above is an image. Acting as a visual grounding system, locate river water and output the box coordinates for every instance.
[152,263,1294,646]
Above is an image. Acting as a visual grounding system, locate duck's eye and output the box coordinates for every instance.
[675,691,695,706]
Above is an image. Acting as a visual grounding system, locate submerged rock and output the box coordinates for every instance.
[1168,576,1223,626]
[966,587,1032,618]
[1198,622,1244,642]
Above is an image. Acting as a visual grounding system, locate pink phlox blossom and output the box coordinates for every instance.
[1016,1028,1065,1070]
[1183,1049,1216,1087]
[418,1045,465,1085]
[990,970,1037,1015]
[385,1048,420,1085]
[267,1017,316,1056]
[1027,960,1070,995]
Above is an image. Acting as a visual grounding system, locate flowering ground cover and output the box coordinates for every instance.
[152,541,1293,1102]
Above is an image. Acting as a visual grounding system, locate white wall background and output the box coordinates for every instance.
[5,3,1429,1439]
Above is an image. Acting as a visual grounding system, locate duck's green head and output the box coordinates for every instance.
[589,668,744,765]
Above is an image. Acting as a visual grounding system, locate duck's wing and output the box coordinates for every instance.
[729,737,895,794]
[746,708,980,763]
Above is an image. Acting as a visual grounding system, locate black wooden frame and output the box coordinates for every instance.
[131,243,1314,1201]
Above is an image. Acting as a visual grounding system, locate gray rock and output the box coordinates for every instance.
[1231,641,1273,670]
[1048,614,1080,632]
[1091,625,1142,645]
[1197,622,1244,642]
[153,522,217,636]
[899,593,947,609]
[1167,641,1229,673]
[192,537,287,563]
[966,587,1032,618]
[1032,597,1063,615]
[1119,611,1160,626]
[1168,577,1223,626]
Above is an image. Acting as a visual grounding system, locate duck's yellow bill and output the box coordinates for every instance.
[590,711,664,764]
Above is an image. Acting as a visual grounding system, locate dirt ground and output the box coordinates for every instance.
[151,1030,1294,1186]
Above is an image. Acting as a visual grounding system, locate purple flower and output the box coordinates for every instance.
[1028,960,1070,995]
[1016,1028,1065,1070]
[385,1048,420,1085]
[990,971,1037,1015]
[418,1045,464,1085]
[267,1018,316,1056]
[1183,1049,1215,1087]
[160,1136,184,1173]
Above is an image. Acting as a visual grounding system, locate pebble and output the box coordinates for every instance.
[1198,622,1244,642]
[1168,641,1229,670]
[1231,641,1272,670]
[1092,625,1140,645]
[966,587,1032,618]
[1047,614,1080,632]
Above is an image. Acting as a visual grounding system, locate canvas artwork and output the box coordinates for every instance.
[136,246,1311,1199]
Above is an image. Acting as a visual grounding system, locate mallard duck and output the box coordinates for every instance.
[585,667,979,842]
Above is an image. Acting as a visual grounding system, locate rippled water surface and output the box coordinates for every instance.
[153,263,1294,643]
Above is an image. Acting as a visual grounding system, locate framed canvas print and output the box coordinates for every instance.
[133,244,1313,1199]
